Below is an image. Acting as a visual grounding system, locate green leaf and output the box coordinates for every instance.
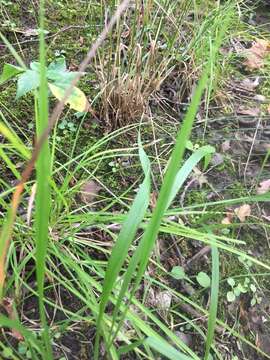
[16,70,40,98]
[250,284,256,293]
[250,298,256,306]
[48,82,89,112]
[0,63,24,84]
[186,140,194,151]
[18,343,28,355]
[227,291,236,302]
[47,70,79,84]
[30,61,40,72]
[145,336,193,360]
[234,287,241,297]
[203,148,215,170]
[196,272,211,288]
[237,283,248,294]
[227,277,235,288]
[171,266,185,280]
[2,347,13,358]
[48,57,66,72]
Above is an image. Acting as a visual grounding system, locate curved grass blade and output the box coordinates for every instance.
[145,337,194,360]
[108,145,216,345]
[166,145,215,209]
[0,122,31,160]
[107,12,231,350]
[94,136,151,358]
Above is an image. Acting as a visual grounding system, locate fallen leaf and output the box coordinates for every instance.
[222,212,233,225]
[254,94,266,102]
[156,291,172,311]
[210,153,224,166]
[221,140,231,152]
[240,77,260,91]
[234,204,251,222]
[237,107,260,116]
[23,28,39,37]
[192,167,208,188]
[257,179,270,195]
[149,191,157,209]
[80,180,101,204]
[244,39,270,70]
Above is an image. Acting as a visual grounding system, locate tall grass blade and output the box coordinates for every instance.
[94,136,151,358]
[145,336,194,360]
[107,11,231,349]
[204,243,219,360]
[34,1,53,358]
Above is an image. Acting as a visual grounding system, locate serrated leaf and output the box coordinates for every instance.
[48,83,89,112]
[171,266,185,280]
[16,70,40,99]
[0,63,24,85]
[227,291,236,302]
[47,70,79,84]
[196,272,210,288]
[48,57,66,72]
[30,61,40,72]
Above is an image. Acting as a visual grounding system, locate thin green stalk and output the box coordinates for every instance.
[204,244,219,360]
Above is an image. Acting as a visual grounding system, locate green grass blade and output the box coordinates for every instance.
[0,122,31,160]
[0,33,27,69]
[34,1,53,358]
[108,12,231,349]
[166,145,215,209]
[95,136,151,358]
[204,244,219,360]
[145,337,194,360]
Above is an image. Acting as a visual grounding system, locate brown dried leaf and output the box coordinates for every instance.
[156,290,172,311]
[221,140,231,152]
[149,191,157,209]
[257,179,270,195]
[222,211,234,224]
[222,217,231,225]
[240,77,260,91]
[192,167,208,188]
[80,180,101,204]
[2,298,23,341]
[244,39,270,70]
[254,94,266,102]
[234,204,251,222]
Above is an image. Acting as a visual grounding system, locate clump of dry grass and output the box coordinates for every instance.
[98,41,171,129]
